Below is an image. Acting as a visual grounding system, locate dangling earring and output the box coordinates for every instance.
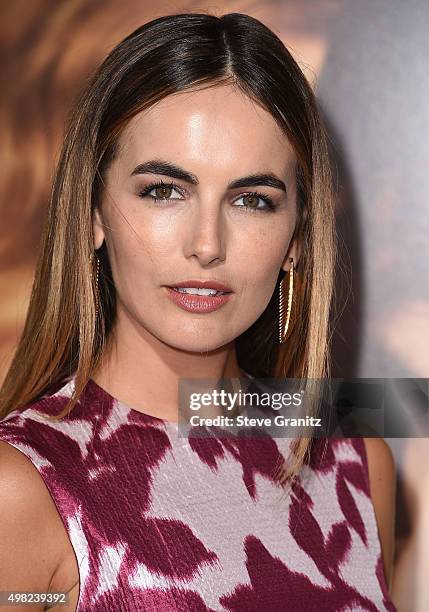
[89,252,100,317]
[279,257,294,344]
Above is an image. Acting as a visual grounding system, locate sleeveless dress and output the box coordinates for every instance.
[0,372,396,612]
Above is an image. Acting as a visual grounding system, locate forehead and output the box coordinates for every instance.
[115,84,296,175]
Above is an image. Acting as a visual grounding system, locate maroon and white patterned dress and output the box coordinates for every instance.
[0,372,396,611]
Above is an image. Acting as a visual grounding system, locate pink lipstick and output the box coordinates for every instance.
[164,279,233,313]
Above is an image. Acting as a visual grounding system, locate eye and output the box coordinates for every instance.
[138,180,184,203]
[232,192,276,213]
[138,182,277,213]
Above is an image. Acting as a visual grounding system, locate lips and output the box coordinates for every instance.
[164,285,233,313]
[166,280,233,293]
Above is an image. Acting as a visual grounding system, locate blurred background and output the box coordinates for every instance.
[1,1,428,609]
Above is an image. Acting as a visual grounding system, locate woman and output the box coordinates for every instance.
[0,12,396,612]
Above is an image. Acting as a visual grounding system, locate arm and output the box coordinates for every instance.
[0,441,65,611]
[363,436,397,591]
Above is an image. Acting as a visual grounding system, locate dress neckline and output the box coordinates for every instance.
[86,369,253,425]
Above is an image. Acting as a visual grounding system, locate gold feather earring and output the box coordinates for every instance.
[279,257,294,344]
[90,252,100,317]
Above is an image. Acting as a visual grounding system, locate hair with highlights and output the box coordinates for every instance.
[0,12,337,489]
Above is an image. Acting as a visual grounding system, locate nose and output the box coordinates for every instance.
[185,203,226,266]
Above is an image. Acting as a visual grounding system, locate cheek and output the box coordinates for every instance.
[233,224,290,294]
[123,210,179,259]
[103,217,164,296]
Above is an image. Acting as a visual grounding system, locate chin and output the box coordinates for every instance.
[157,330,233,354]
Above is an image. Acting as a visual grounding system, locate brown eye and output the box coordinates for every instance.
[138,182,184,203]
[232,192,276,213]
[244,194,259,208]
[154,185,173,199]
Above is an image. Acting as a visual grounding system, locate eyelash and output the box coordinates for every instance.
[138,180,277,213]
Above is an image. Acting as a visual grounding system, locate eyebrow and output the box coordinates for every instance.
[130,159,287,194]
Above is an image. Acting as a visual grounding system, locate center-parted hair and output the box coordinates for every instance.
[0,12,337,486]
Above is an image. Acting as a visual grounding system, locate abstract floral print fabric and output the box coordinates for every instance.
[0,374,396,611]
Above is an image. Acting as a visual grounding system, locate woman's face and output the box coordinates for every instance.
[94,83,300,352]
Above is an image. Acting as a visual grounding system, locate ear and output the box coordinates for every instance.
[92,206,105,250]
[281,237,301,273]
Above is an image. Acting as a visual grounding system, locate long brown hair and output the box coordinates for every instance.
[0,12,336,487]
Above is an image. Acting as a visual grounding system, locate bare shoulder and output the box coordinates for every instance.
[0,440,71,610]
[362,437,396,590]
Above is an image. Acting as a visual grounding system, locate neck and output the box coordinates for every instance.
[91,309,244,421]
